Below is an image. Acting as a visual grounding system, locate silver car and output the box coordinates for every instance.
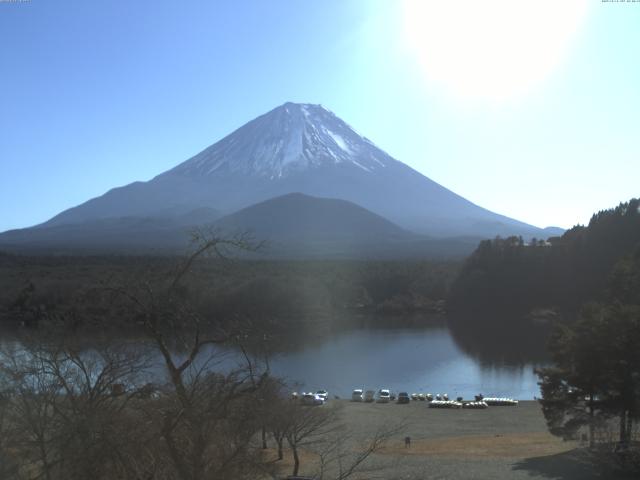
[301,393,324,406]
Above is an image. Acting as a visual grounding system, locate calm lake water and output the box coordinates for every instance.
[227,327,544,400]
[1,324,545,400]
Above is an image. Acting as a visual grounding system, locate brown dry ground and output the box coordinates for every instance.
[378,431,572,459]
[270,400,612,480]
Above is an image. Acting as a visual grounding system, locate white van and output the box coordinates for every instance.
[377,389,391,403]
[351,389,364,402]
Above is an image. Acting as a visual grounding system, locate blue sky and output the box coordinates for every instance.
[1,0,638,232]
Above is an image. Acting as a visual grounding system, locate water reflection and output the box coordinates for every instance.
[262,327,544,399]
[0,320,547,400]
[447,312,552,365]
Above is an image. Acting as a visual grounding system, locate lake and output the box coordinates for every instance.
[0,323,545,401]
[226,326,544,400]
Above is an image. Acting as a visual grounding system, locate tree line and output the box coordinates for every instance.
[537,244,640,474]
[448,198,640,324]
[0,253,459,336]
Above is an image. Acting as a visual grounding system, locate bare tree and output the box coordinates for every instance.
[263,393,404,480]
[267,394,291,461]
[282,402,341,477]
[0,337,151,480]
[0,367,19,480]
[0,231,297,480]
[315,421,405,480]
[108,230,272,480]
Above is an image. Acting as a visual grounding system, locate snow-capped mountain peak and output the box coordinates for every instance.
[169,102,390,178]
[30,101,551,242]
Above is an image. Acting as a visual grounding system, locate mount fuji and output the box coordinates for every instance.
[0,102,560,255]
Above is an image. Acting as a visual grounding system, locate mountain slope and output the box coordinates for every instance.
[215,192,411,241]
[0,208,221,253]
[0,193,480,258]
[212,193,480,258]
[38,102,552,239]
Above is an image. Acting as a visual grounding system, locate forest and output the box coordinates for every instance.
[536,230,640,474]
[448,198,640,327]
[0,249,459,345]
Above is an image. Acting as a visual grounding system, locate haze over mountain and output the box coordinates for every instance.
[0,209,221,254]
[217,193,410,241]
[0,193,481,258]
[0,102,562,255]
[212,193,480,258]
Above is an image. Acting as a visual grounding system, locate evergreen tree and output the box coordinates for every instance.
[538,248,640,448]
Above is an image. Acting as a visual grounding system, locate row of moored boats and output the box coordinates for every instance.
[350,390,518,409]
[292,389,518,408]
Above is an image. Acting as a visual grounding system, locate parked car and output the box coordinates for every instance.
[351,389,364,402]
[397,392,410,404]
[364,390,375,402]
[316,389,328,401]
[301,393,324,406]
[377,389,391,403]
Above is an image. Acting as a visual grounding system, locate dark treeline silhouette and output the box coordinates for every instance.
[536,240,640,475]
[445,199,640,363]
[448,198,640,323]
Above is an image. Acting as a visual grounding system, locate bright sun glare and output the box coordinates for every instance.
[403,0,589,102]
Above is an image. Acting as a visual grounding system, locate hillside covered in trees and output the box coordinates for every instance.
[447,198,640,337]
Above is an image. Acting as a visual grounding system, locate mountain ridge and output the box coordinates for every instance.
[0,193,482,259]
[5,102,562,250]
[215,192,413,240]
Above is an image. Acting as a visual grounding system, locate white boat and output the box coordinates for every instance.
[483,397,518,406]
[428,400,462,409]
[462,401,489,409]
